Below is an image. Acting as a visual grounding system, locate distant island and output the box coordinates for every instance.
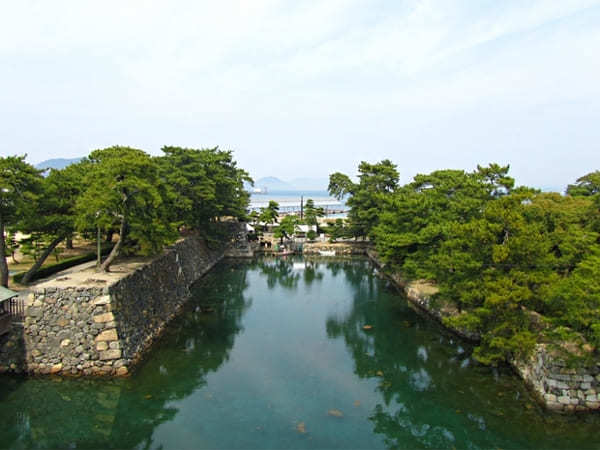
[35,157,83,171]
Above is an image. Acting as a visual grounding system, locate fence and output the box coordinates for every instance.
[8,296,25,322]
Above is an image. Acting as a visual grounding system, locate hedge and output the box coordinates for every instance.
[13,246,113,284]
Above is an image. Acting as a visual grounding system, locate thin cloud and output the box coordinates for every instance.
[1,0,599,190]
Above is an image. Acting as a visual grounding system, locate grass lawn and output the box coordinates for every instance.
[8,236,98,285]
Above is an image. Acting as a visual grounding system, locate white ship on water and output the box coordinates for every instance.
[252,187,268,194]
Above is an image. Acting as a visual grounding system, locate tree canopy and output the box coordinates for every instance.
[159,146,252,231]
[1,145,251,283]
[0,155,42,286]
[329,159,399,240]
[334,160,600,365]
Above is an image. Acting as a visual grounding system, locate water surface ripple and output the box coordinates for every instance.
[1,257,599,449]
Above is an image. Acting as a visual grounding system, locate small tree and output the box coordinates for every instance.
[304,198,325,227]
[76,146,177,272]
[329,160,399,240]
[4,231,19,264]
[274,215,299,244]
[329,218,346,242]
[159,146,252,232]
[18,162,87,284]
[0,155,42,287]
[260,201,280,226]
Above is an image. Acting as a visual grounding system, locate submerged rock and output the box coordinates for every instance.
[328,409,344,417]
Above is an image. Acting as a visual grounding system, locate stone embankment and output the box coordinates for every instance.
[366,249,600,413]
[513,345,600,412]
[0,234,226,376]
[303,241,370,256]
[367,249,480,342]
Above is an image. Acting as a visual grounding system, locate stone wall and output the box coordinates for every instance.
[367,249,479,342]
[303,241,370,256]
[513,345,600,412]
[0,234,226,376]
[366,249,600,413]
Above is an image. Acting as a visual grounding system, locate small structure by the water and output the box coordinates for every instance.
[0,286,18,336]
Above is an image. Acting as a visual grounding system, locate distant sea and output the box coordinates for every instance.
[250,189,332,203]
[249,190,346,216]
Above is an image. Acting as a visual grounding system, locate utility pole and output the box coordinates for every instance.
[300,195,304,220]
[97,225,101,269]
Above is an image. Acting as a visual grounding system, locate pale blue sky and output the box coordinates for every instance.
[1,0,599,190]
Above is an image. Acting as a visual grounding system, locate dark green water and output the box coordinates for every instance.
[1,257,600,449]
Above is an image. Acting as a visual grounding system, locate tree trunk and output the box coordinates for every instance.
[21,236,64,284]
[0,216,8,288]
[100,218,125,272]
[66,237,73,249]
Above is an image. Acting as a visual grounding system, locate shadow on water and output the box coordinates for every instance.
[0,264,252,449]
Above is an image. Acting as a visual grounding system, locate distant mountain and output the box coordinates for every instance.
[254,177,294,190]
[35,157,83,171]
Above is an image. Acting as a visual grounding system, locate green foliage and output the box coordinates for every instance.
[0,155,43,286]
[259,201,280,225]
[274,215,299,242]
[328,160,399,239]
[0,155,43,223]
[328,218,349,242]
[433,190,600,364]
[303,198,324,226]
[1,145,250,280]
[16,161,88,282]
[12,245,113,284]
[335,160,600,365]
[566,170,600,197]
[19,233,45,262]
[373,164,514,279]
[4,232,19,263]
[159,146,252,231]
[548,252,600,347]
[76,146,179,262]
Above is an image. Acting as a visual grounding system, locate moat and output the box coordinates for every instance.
[1,257,600,449]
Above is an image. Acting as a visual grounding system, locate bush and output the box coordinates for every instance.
[13,246,113,284]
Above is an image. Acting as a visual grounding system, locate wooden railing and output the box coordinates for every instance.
[7,297,24,322]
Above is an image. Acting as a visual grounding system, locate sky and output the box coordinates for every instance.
[1,0,600,190]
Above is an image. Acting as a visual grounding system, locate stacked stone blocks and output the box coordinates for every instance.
[513,344,600,412]
[0,234,226,376]
[366,248,600,413]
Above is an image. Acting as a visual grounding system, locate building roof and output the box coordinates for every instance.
[296,224,317,233]
[0,286,18,303]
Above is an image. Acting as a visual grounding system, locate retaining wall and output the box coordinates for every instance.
[513,345,600,412]
[366,249,600,413]
[0,235,225,376]
[302,241,370,256]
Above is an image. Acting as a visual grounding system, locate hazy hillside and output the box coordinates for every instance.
[35,157,83,170]
[254,177,293,190]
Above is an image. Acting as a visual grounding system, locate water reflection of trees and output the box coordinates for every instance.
[324,263,512,448]
[251,256,339,291]
[0,262,252,449]
[252,257,300,290]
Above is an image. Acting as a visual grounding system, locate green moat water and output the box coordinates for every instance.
[1,257,600,449]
